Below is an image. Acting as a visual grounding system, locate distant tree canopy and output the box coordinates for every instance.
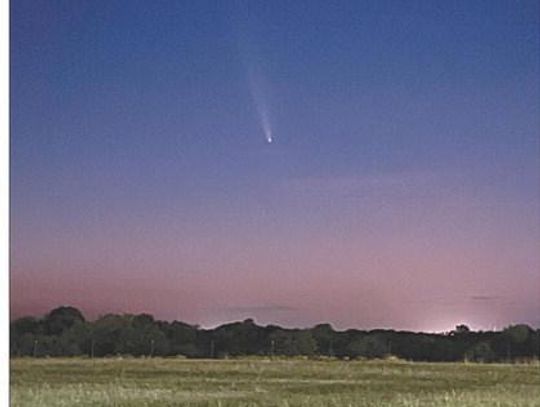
[10,306,540,362]
[453,324,471,335]
[45,306,85,336]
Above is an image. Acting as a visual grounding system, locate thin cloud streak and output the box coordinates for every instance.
[223,304,297,313]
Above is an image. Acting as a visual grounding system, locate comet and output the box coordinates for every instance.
[236,19,275,145]
[247,64,274,145]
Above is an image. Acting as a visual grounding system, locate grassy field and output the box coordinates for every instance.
[10,357,540,406]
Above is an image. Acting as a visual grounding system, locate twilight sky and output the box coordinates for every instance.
[11,0,540,331]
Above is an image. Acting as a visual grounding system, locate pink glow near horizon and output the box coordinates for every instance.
[11,175,540,331]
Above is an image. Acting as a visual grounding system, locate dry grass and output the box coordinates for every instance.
[10,358,540,406]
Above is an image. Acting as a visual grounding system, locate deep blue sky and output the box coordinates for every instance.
[11,0,540,330]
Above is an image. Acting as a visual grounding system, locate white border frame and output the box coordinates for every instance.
[1,0,10,403]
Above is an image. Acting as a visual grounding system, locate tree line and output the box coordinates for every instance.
[10,306,540,362]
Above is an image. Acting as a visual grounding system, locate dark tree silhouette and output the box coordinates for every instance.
[10,306,540,362]
[44,306,85,336]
